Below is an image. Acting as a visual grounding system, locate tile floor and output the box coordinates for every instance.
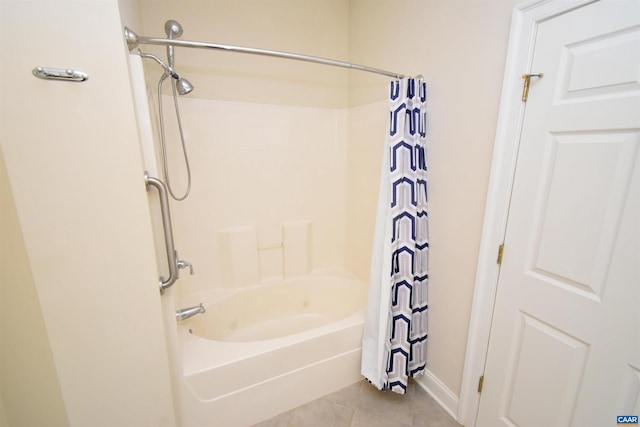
[252,379,462,427]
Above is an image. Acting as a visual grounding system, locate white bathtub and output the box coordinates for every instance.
[176,273,367,427]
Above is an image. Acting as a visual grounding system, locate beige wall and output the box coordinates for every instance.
[0,397,8,427]
[0,146,69,427]
[347,0,517,398]
[0,1,176,426]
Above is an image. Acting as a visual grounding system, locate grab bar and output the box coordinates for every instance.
[144,172,193,293]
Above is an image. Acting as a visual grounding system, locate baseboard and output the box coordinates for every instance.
[414,369,460,424]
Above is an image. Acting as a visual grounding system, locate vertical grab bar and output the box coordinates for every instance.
[144,171,178,293]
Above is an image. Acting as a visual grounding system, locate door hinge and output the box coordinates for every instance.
[497,244,504,265]
[478,375,484,393]
[521,73,544,102]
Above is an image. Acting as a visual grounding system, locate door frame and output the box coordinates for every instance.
[456,0,598,425]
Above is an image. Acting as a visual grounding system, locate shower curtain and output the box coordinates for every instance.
[361,77,428,394]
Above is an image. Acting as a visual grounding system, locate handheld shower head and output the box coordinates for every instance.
[165,20,183,68]
[164,20,183,38]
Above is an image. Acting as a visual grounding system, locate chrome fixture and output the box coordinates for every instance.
[32,66,88,82]
[138,52,194,95]
[123,24,407,79]
[176,303,205,321]
[164,19,183,39]
[135,20,194,202]
[144,172,194,293]
[164,19,183,69]
[177,255,194,275]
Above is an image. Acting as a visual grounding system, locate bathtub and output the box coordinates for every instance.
[175,273,367,427]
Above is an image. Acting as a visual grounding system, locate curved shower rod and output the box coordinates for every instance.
[124,26,407,79]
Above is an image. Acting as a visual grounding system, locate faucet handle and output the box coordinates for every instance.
[177,259,194,275]
[175,250,195,275]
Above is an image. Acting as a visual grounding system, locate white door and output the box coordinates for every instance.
[476,1,640,426]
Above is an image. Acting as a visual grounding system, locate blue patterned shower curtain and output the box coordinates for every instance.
[361,78,428,394]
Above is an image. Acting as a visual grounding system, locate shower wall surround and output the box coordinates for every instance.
[159,97,349,296]
[218,221,313,286]
[137,0,519,415]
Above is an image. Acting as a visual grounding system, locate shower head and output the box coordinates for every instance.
[175,77,194,95]
[138,51,195,95]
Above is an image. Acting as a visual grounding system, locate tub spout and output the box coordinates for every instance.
[176,303,205,321]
